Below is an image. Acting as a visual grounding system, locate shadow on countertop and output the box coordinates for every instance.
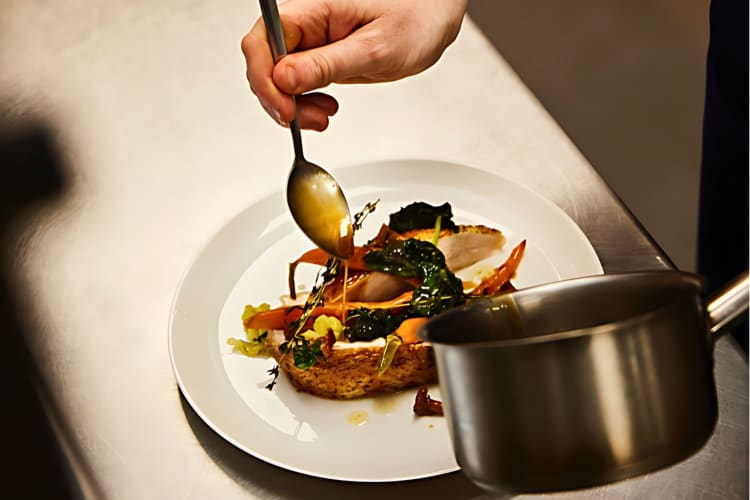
[0,120,103,499]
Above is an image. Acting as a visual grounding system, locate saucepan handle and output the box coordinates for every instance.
[707,270,749,337]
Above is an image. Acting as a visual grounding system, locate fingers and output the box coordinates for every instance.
[259,93,339,131]
[244,14,312,123]
[243,0,468,130]
[296,92,339,131]
[243,12,342,131]
[243,12,342,129]
[271,29,390,95]
[242,19,296,125]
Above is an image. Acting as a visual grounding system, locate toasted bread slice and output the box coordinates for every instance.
[266,330,437,399]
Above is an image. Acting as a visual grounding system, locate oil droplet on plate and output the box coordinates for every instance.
[347,410,368,426]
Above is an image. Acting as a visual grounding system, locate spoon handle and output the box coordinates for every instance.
[259,0,304,158]
[258,0,287,60]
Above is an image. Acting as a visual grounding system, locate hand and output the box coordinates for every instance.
[242,0,468,130]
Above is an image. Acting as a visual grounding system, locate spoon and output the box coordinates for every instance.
[259,0,354,259]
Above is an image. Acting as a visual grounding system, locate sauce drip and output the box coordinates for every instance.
[341,260,349,324]
[337,222,354,260]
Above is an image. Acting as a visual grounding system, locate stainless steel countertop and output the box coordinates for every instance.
[1,1,746,498]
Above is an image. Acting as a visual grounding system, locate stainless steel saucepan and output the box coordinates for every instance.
[419,271,748,494]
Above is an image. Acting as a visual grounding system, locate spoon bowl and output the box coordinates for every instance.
[286,156,354,258]
[259,0,354,259]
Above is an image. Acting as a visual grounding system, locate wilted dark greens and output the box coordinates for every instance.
[364,238,465,317]
[410,267,465,316]
[346,308,409,342]
[387,202,458,233]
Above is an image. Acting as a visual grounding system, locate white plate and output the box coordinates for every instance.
[169,159,603,482]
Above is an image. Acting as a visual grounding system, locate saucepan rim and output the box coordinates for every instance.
[419,270,707,349]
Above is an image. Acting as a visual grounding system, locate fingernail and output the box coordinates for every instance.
[273,112,289,127]
[285,65,297,92]
[264,102,284,125]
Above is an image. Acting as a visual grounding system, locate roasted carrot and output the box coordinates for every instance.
[392,317,428,344]
[469,240,526,295]
[290,246,371,271]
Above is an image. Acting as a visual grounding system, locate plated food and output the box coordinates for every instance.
[228,201,525,400]
[171,160,603,481]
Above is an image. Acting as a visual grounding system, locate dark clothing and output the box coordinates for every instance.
[697,0,749,351]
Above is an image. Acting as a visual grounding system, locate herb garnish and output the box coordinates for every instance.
[288,338,324,370]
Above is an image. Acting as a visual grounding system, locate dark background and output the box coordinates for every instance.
[467,0,710,273]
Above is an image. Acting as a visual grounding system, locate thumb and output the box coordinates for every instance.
[272,32,387,94]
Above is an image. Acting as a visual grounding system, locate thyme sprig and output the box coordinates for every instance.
[352,199,380,231]
[266,257,339,390]
[288,256,339,337]
[265,365,280,391]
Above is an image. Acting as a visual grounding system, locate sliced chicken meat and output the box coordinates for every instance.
[397,224,506,272]
[323,270,415,303]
